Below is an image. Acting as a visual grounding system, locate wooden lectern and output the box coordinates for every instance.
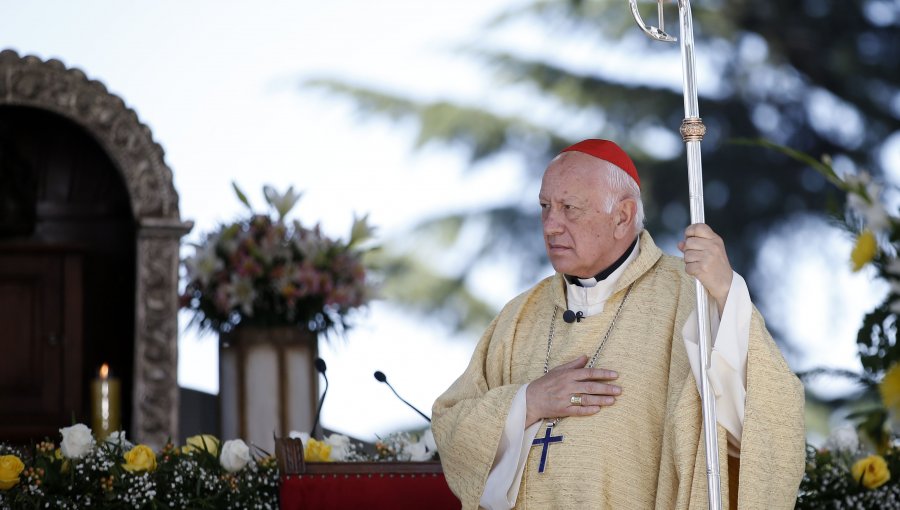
[276,437,460,510]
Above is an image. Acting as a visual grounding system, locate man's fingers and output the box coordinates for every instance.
[581,382,622,396]
[567,405,602,416]
[681,236,721,254]
[573,367,619,381]
[684,223,716,239]
[570,394,616,407]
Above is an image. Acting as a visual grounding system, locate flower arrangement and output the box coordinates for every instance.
[181,183,375,335]
[0,424,278,509]
[753,141,900,508]
[288,429,438,463]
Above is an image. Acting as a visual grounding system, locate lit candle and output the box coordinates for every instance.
[91,363,121,440]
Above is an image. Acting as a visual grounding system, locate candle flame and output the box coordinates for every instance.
[100,364,109,378]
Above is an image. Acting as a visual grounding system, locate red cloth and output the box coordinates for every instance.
[280,473,460,510]
[560,139,641,188]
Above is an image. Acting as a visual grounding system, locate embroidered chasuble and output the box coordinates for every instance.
[432,231,805,509]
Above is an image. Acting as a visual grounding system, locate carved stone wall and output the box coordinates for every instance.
[0,50,192,448]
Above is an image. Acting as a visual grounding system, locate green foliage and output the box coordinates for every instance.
[858,303,899,377]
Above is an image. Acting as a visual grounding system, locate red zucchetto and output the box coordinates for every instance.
[559,139,640,188]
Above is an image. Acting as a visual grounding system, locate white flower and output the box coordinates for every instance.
[845,172,890,233]
[422,428,436,453]
[292,221,329,257]
[104,430,133,449]
[406,439,429,461]
[185,243,224,286]
[324,434,352,461]
[228,274,257,316]
[220,439,252,473]
[288,431,310,444]
[406,430,437,461]
[60,423,94,459]
[844,170,872,189]
[348,214,375,247]
[824,424,859,453]
[263,185,302,220]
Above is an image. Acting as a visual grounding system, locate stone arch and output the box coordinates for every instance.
[0,50,192,448]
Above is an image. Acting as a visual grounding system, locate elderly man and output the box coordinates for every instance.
[432,139,805,509]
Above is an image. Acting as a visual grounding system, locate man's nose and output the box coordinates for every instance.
[543,210,564,236]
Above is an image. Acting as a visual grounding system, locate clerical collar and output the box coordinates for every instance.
[565,237,639,287]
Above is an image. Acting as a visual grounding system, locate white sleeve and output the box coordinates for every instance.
[480,384,542,510]
[682,271,750,457]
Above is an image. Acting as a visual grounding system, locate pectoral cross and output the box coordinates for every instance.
[531,425,563,473]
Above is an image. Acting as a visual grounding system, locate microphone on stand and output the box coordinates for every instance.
[563,309,584,323]
[312,357,328,438]
[373,370,431,423]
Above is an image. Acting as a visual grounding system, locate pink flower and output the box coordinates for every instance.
[180,185,372,334]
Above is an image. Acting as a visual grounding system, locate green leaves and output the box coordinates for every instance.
[232,181,252,211]
[732,138,846,191]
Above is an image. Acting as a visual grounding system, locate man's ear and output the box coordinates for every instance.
[613,198,637,239]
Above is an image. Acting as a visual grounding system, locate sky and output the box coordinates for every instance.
[0,0,887,442]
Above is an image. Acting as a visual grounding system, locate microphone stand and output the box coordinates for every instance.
[628,1,721,508]
[374,371,431,423]
[312,358,328,439]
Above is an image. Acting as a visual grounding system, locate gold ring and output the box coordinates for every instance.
[570,394,583,406]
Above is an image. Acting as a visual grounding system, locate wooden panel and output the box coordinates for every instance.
[0,252,81,441]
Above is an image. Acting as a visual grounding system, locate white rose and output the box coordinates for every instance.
[104,430,133,450]
[60,423,94,459]
[220,439,251,473]
[288,431,310,445]
[825,425,859,453]
[423,429,437,454]
[324,434,351,461]
[407,439,430,461]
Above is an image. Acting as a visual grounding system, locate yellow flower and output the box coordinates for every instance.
[852,455,891,489]
[183,434,220,456]
[880,363,900,412]
[0,455,24,490]
[851,229,877,271]
[304,438,332,462]
[122,445,157,473]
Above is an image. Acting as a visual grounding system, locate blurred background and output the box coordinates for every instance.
[0,0,897,447]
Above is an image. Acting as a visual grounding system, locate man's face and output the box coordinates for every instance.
[539,152,619,278]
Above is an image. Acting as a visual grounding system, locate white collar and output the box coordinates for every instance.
[565,242,641,318]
